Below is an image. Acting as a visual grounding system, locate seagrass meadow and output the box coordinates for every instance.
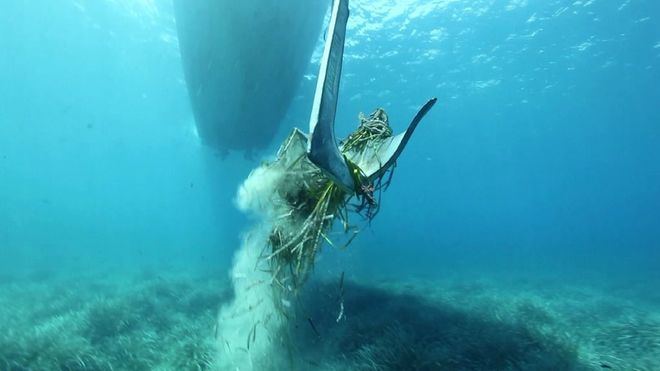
[1,267,659,370]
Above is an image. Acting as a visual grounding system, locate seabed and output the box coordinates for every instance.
[1,268,659,370]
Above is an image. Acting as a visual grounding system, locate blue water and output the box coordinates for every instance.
[2,0,656,279]
[333,0,660,283]
[0,1,659,369]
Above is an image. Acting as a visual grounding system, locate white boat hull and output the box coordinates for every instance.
[173,0,329,152]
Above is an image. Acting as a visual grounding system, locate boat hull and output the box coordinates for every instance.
[173,0,328,152]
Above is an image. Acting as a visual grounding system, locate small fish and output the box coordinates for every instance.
[306,359,321,367]
[247,322,258,350]
[600,364,612,369]
[339,271,345,293]
[307,317,320,338]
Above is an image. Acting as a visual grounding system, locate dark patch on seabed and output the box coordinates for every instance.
[293,280,587,371]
